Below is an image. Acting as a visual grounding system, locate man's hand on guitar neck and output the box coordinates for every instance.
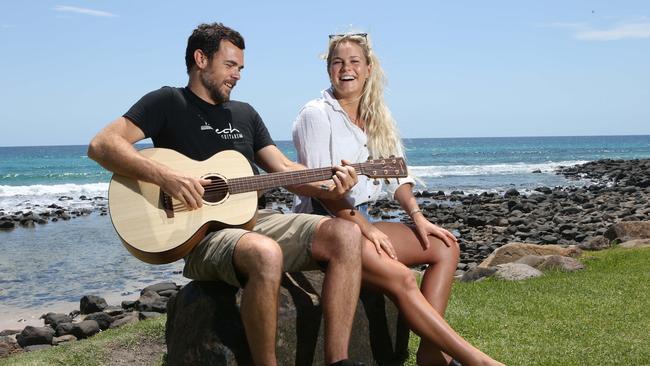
[158,168,212,210]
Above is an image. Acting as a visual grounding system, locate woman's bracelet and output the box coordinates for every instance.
[408,208,422,217]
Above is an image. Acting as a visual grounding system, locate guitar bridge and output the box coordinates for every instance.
[160,190,174,218]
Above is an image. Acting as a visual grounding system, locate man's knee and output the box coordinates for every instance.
[234,234,283,282]
[320,218,362,259]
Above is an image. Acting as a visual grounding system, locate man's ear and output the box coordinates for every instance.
[194,49,208,69]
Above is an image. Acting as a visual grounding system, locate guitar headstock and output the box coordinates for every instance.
[357,156,408,179]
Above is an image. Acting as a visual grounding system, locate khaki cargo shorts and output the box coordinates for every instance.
[183,209,324,287]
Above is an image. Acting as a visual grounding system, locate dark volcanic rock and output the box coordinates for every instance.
[80,295,108,314]
[16,326,55,347]
[166,272,408,366]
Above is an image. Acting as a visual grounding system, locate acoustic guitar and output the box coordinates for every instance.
[108,148,408,264]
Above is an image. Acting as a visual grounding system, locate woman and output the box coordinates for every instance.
[292,33,503,366]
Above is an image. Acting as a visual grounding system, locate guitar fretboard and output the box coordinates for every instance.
[228,163,364,194]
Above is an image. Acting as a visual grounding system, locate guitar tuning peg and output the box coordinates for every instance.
[367,155,373,160]
[384,178,390,185]
[389,155,395,158]
[396,178,400,184]
[373,179,380,185]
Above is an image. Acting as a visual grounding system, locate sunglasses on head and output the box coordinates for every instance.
[328,32,368,40]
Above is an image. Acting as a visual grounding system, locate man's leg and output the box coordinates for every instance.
[310,218,363,364]
[232,233,284,366]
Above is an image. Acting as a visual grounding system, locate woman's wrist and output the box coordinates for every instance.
[408,207,423,218]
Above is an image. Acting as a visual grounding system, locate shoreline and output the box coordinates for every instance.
[1,157,649,332]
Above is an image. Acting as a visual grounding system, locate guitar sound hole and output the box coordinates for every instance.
[203,175,228,204]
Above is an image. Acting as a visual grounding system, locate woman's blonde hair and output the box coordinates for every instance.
[326,33,404,159]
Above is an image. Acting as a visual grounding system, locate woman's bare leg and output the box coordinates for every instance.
[359,228,502,366]
[374,221,459,364]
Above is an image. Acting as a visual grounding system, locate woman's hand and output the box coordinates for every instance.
[412,214,458,250]
[362,224,398,260]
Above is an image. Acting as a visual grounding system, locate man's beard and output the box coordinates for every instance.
[200,72,229,103]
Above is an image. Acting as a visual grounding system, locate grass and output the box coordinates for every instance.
[0,315,166,366]
[2,247,649,365]
[405,246,650,365]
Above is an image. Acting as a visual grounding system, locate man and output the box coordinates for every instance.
[88,23,364,366]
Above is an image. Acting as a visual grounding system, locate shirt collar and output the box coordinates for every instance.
[321,87,345,113]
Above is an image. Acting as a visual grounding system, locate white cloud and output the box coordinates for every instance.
[576,22,650,41]
[545,21,650,41]
[53,5,117,18]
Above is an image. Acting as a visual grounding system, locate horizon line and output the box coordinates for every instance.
[1,133,649,149]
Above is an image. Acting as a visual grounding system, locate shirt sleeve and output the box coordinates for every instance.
[292,105,333,168]
[123,87,171,139]
[249,105,275,152]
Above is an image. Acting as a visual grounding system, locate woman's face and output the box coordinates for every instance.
[328,41,371,100]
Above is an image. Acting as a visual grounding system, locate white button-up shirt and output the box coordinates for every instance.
[292,88,415,214]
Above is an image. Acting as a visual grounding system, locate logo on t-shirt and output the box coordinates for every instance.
[214,123,244,140]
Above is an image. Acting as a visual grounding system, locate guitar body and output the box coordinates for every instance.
[108,148,258,264]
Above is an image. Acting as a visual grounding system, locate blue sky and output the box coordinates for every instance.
[0,1,649,147]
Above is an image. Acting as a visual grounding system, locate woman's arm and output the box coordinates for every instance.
[394,184,458,249]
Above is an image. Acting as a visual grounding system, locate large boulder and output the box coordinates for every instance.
[166,271,408,366]
[16,326,55,347]
[604,221,650,243]
[479,242,581,268]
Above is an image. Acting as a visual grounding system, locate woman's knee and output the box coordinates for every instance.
[391,266,419,294]
[426,237,460,266]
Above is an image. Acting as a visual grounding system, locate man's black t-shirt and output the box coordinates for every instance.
[124,86,275,174]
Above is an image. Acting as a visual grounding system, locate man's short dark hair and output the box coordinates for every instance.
[185,23,245,74]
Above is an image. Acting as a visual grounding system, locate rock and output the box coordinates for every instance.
[0,330,20,336]
[142,282,178,295]
[166,272,409,366]
[578,235,611,251]
[494,263,544,281]
[136,290,168,313]
[0,336,22,358]
[619,239,650,249]
[0,221,15,229]
[504,188,520,198]
[460,267,497,282]
[103,306,125,316]
[52,335,77,346]
[479,242,582,268]
[16,326,55,347]
[604,221,650,243]
[536,256,584,272]
[514,255,546,268]
[70,320,100,339]
[84,312,114,330]
[110,313,140,329]
[80,295,108,314]
[43,313,72,328]
[55,322,74,337]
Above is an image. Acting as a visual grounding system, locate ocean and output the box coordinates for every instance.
[1,135,650,328]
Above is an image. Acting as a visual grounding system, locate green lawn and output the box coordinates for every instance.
[406,246,650,365]
[3,247,649,366]
[0,315,166,366]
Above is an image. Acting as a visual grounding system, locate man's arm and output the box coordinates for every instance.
[254,145,357,200]
[87,117,209,209]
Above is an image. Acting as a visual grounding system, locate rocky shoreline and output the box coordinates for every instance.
[2,158,649,268]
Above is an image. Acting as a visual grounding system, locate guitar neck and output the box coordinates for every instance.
[228,163,364,194]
